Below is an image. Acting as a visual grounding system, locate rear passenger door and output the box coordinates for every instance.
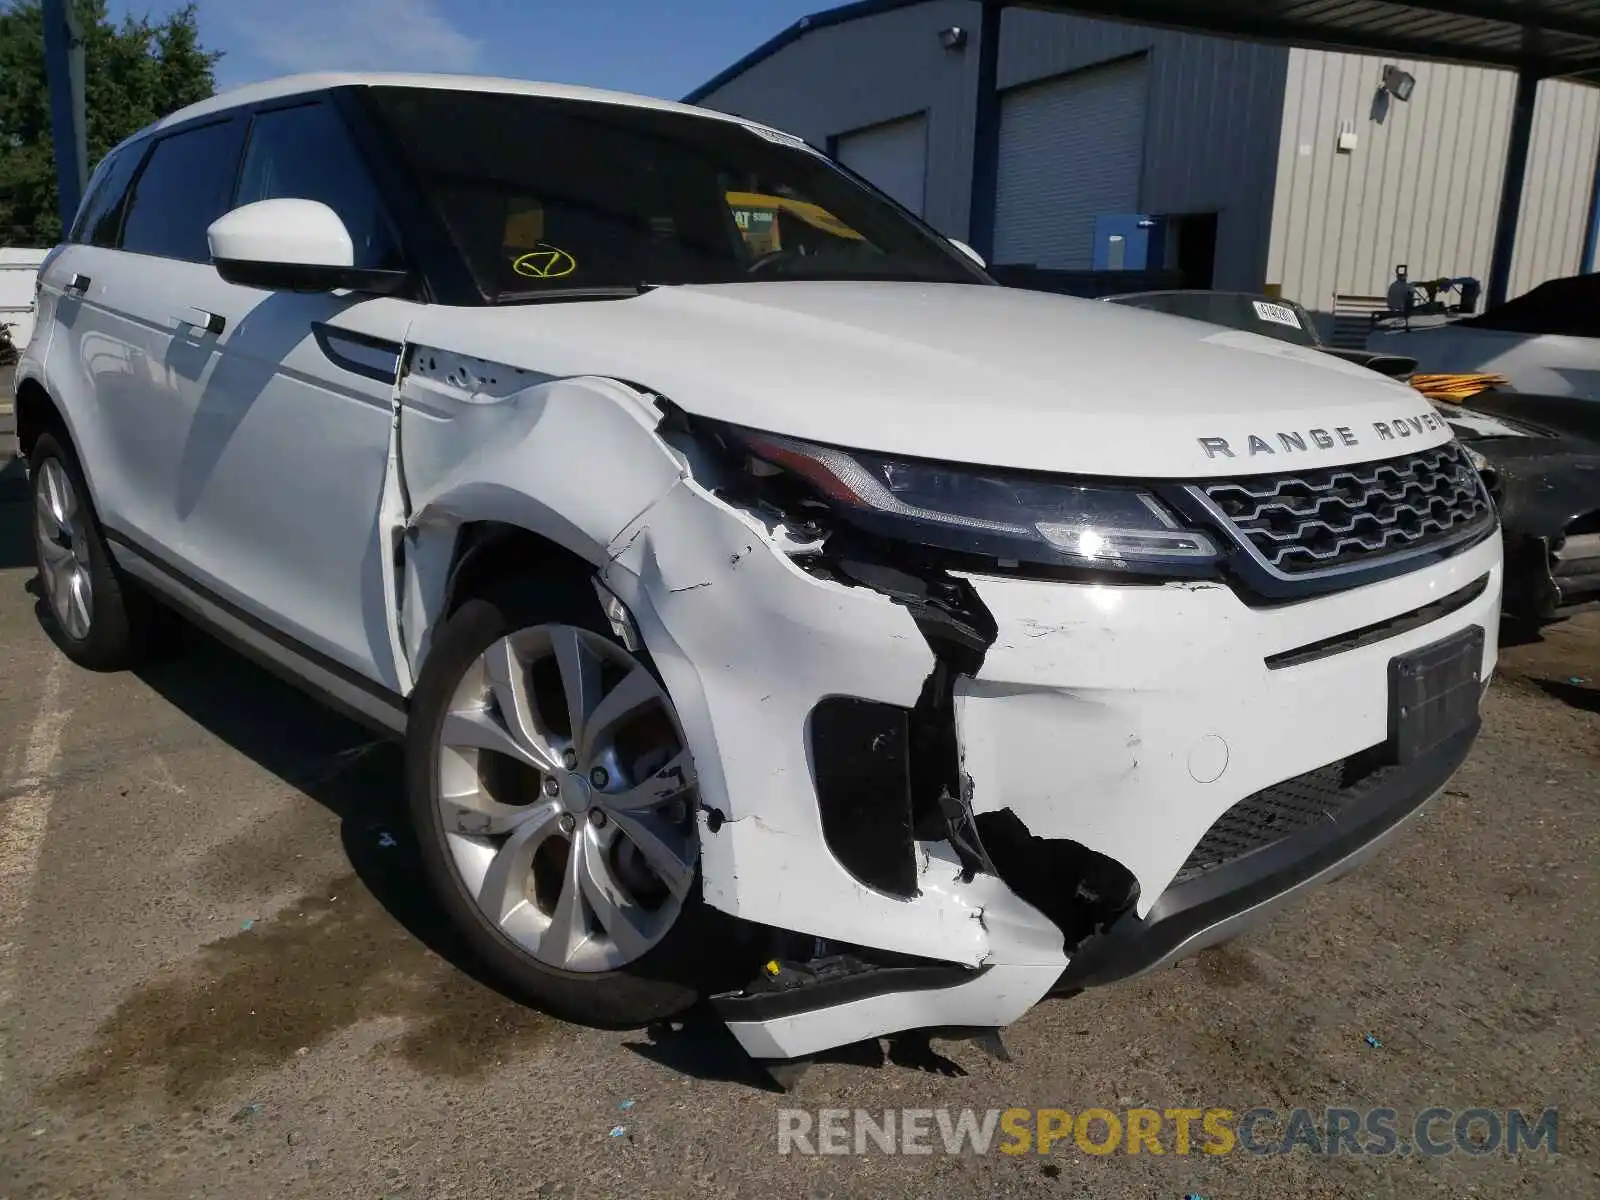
[127,98,419,693]
[33,139,144,489]
[38,119,244,552]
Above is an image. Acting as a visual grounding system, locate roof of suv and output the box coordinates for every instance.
[155,71,750,132]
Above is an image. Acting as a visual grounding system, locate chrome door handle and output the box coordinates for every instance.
[64,273,91,295]
[180,308,226,336]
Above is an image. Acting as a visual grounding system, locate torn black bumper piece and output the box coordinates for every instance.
[711,954,986,1024]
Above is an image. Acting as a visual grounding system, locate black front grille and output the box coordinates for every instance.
[1175,750,1398,883]
[1198,443,1492,575]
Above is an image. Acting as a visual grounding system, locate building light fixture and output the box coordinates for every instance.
[1382,64,1416,102]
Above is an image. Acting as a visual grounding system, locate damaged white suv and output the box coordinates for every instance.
[18,74,1502,1065]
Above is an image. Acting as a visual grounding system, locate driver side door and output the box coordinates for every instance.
[116,97,420,700]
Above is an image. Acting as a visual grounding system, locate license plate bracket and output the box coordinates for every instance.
[1388,625,1485,763]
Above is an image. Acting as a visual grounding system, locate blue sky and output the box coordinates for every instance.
[106,0,826,100]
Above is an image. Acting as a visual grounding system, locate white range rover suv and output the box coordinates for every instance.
[17,73,1502,1066]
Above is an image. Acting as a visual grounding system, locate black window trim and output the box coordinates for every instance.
[117,112,247,264]
[71,135,155,249]
[338,86,481,305]
[68,151,117,243]
[94,89,445,304]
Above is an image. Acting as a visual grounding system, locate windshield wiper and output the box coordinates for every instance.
[494,283,662,305]
[743,270,976,285]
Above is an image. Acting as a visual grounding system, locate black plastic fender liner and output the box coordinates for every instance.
[806,556,1001,888]
[909,661,995,881]
[975,809,1139,952]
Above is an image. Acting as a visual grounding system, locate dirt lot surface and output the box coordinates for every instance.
[0,452,1596,1198]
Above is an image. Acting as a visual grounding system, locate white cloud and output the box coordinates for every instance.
[224,0,482,77]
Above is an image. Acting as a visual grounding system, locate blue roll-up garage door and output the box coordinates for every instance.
[993,57,1149,269]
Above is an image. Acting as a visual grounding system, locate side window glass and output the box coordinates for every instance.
[121,119,246,262]
[70,144,146,247]
[234,103,401,270]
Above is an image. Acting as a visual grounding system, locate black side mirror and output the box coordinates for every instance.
[1365,354,1418,379]
[214,258,411,296]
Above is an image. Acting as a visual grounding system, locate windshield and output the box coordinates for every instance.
[1105,291,1321,348]
[363,87,988,302]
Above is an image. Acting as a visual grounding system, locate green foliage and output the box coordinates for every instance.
[0,1,220,245]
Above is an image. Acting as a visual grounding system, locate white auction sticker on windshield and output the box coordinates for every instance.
[1252,300,1302,329]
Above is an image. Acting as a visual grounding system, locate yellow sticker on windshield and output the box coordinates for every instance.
[512,244,577,279]
[503,202,546,248]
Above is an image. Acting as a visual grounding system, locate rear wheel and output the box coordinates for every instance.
[30,431,153,670]
[405,574,707,1026]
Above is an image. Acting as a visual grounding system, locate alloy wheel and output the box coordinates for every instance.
[436,624,699,973]
[34,457,94,641]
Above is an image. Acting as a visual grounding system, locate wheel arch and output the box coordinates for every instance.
[14,375,67,460]
[401,512,641,696]
[389,361,688,694]
[441,520,599,618]
[13,376,108,520]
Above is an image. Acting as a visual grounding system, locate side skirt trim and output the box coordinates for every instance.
[104,528,408,738]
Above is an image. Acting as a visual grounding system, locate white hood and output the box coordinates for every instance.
[416,281,1454,477]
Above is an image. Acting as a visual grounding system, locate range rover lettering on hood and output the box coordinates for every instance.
[1198,410,1451,459]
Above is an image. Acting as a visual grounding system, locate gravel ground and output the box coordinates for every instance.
[0,470,1595,1199]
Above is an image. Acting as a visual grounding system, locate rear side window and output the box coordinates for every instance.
[234,103,402,269]
[70,144,146,247]
[121,119,246,262]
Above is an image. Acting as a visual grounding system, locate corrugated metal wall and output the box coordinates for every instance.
[1266,49,1600,314]
[997,11,1289,291]
[691,0,985,238]
[1511,79,1600,296]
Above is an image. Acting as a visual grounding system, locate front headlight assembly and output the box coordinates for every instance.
[724,425,1220,575]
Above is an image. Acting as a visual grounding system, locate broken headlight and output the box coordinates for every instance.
[730,426,1220,572]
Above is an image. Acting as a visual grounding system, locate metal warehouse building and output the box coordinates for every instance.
[686,0,1600,322]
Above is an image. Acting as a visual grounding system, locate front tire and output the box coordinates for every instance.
[405,573,708,1027]
[29,431,153,671]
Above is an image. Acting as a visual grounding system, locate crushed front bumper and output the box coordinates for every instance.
[1052,720,1475,993]
[602,477,1501,1060]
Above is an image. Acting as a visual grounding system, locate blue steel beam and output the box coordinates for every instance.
[1485,67,1540,307]
[42,0,87,233]
[967,0,1002,260]
[1584,137,1600,272]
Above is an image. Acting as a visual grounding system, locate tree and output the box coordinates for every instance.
[0,1,220,245]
